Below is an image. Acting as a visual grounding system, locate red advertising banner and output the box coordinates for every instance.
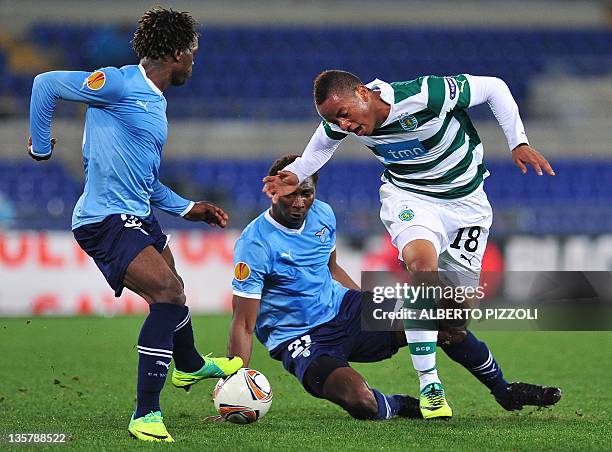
[1,232,609,316]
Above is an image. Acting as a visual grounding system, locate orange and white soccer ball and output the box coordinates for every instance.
[213,368,273,424]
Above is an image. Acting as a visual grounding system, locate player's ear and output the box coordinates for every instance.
[356,85,369,102]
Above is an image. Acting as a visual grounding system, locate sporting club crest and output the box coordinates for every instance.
[399,113,418,132]
[398,209,415,221]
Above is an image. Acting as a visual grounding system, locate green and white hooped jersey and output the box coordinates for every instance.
[323,75,487,200]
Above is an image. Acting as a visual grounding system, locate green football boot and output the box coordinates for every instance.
[172,353,243,392]
[420,382,453,420]
[128,411,174,442]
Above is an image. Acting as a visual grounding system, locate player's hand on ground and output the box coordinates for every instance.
[184,201,229,228]
[511,144,555,176]
[262,170,299,203]
[27,136,56,161]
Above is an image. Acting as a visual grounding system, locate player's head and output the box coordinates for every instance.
[269,154,318,229]
[314,70,383,136]
[132,7,199,86]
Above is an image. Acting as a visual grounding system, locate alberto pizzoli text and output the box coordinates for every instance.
[372,308,538,321]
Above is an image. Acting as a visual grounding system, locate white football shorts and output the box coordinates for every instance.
[379,182,493,285]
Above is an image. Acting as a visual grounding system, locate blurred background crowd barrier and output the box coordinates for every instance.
[0,0,610,315]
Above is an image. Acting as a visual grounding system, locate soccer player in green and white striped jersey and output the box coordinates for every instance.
[263,70,558,419]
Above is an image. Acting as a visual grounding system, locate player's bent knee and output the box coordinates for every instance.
[153,275,186,306]
[401,239,439,273]
[402,249,438,273]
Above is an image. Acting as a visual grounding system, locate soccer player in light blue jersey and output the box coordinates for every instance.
[229,154,421,420]
[28,7,242,442]
[231,154,561,421]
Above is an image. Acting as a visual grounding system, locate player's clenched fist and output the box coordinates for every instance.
[262,170,299,203]
[27,136,56,161]
[511,144,555,176]
[184,201,229,227]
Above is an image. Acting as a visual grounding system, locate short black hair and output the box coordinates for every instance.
[269,154,319,186]
[313,70,363,105]
[132,7,199,60]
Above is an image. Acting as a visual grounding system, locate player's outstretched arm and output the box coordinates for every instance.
[262,123,343,202]
[511,144,555,176]
[150,179,229,227]
[460,75,555,177]
[328,250,360,290]
[29,68,125,159]
[227,295,260,366]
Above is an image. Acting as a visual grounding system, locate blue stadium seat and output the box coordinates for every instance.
[2,158,611,235]
[6,25,608,118]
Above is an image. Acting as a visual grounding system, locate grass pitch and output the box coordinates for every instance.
[1,316,610,451]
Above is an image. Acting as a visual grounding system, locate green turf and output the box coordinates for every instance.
[0,316,610,451]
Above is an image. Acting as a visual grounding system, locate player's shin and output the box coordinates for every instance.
[403,289,440,389]
[172,306,205,372]
[440,330,508,398]
[405,329,440,389]
[135,303,184,419]
[404,292,452,419]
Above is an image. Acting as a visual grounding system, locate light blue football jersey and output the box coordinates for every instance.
[29,64,193,229]
[232,200,349,351]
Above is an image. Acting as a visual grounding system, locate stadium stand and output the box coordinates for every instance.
[1,23,609,238]
[2,159,610,236]
[0,25,608,118]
